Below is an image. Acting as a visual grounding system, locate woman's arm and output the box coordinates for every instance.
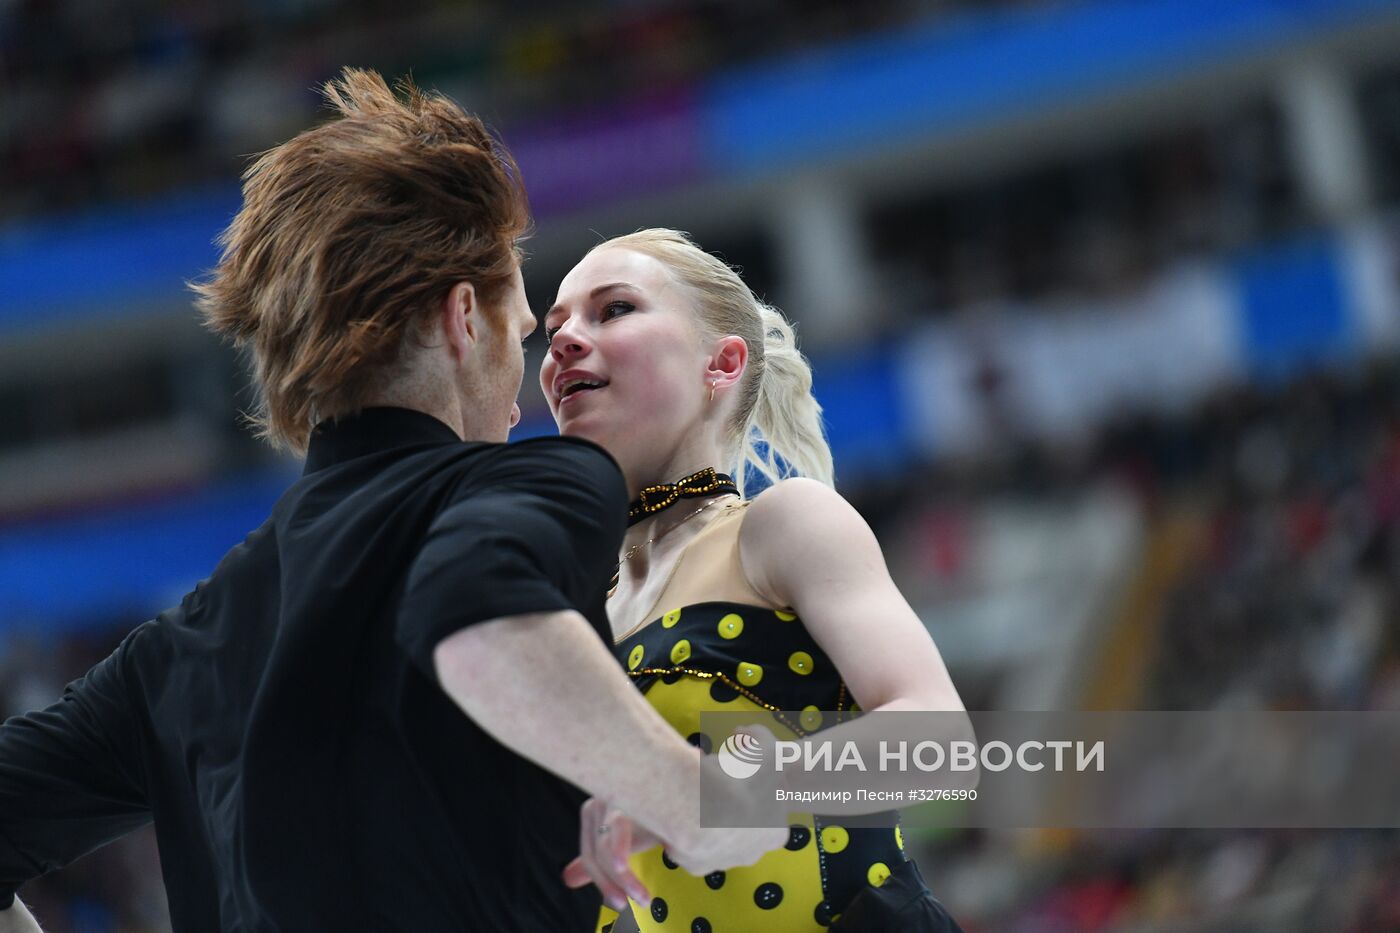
[738,478,975,796]
[0,898,43,933]
[741,477,965,713]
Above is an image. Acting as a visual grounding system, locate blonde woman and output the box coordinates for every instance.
[540,230,966,932]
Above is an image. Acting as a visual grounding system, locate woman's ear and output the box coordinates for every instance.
[440,281,479,363]
[706,335,748,394]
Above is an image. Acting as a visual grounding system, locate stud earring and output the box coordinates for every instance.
[708,382,716,403]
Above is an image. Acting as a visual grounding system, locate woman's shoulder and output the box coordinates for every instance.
[738,478,859,602]
[741,477,849,536]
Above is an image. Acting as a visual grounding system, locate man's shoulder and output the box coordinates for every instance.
[488,434,620,471]
[434,436,626,522]
[135,517,280,644]
[456,435,624,488]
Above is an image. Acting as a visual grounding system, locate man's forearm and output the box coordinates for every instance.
[434,611,702,851]
[0,898,43,933]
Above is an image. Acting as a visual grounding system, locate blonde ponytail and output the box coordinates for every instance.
[595,229,835,491]
[740,304,834,488]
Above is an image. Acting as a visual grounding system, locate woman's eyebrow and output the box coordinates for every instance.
[589,281,637,299]
[545,282,638,322]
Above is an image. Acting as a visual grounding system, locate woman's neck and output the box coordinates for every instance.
[615,494,735,594]
[618,427,729,540]
[625,433,727,495]
[622,459,733,550]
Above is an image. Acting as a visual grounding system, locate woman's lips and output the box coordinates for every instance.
[559,385,604,407]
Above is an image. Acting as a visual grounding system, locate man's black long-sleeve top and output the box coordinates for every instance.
[0,407,627,931]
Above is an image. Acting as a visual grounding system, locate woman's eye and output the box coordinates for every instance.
[601,300,634,321]
[543,302,630,344]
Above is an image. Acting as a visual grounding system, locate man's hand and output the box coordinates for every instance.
[0,898,43,933]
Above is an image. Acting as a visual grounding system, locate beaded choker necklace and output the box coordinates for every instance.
[627,467,739,527]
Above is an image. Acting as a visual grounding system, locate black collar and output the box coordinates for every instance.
[303,407,464,474]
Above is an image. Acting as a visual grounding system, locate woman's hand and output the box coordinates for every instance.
[562,799,787,907]
[0,898,43,933]
[563,798,656,911]
[564,725,788,907]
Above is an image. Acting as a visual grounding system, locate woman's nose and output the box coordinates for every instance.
[549,325,590,361]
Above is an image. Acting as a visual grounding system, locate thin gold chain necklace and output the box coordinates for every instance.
[608,495,735,596]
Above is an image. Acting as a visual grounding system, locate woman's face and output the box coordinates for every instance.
[540,246,709,473]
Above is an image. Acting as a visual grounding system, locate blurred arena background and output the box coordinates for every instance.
[3,0,1400,929]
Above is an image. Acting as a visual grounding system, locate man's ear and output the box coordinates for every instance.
[440,281,479,363]
[706,335,748,394]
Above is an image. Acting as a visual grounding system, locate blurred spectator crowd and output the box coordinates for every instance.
[931,828,1400,931]
[1148,371,1400,712]
[863,363,1400,930]
[868,102,1301,311]
[0,0,1039,223]
[863,63,1400,317]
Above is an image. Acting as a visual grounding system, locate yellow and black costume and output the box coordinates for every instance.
[601,493,961,933]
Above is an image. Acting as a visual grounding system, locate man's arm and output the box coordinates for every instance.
[398,440,784,888]
[434,611,784,879]
[0,635,151,909]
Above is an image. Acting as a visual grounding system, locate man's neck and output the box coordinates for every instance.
[359,385,464,442]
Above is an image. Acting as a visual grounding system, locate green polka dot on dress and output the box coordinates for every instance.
[820,826,849,854]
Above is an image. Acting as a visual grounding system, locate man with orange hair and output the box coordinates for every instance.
[0,69,780,931]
